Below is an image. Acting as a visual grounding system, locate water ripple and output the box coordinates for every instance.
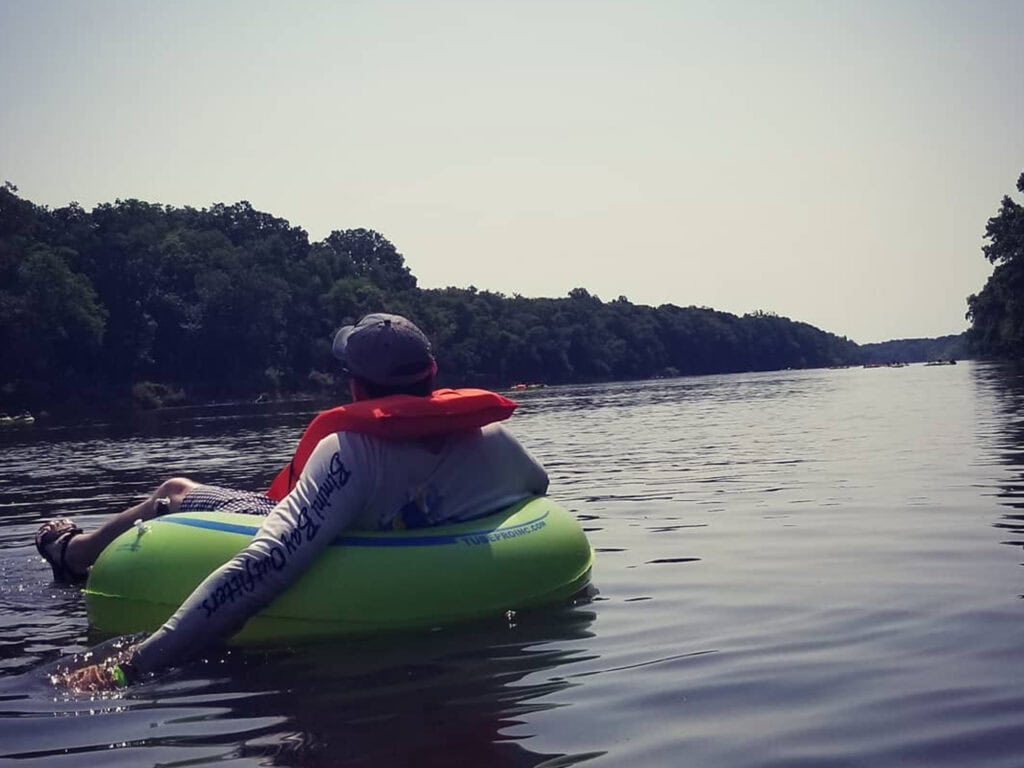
[3,365,1024,766]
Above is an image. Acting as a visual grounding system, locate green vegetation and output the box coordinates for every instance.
[1,184,865,413]
[967,172,1024,358]
[860,335,966,366]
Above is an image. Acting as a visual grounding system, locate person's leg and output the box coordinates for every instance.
[37,477,197,581]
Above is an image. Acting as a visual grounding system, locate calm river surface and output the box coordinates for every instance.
[1,362,1023,767]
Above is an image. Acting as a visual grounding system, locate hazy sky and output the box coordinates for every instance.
[2,1,1022,343]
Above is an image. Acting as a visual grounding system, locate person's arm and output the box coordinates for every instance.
[134,435,367,670]
[64,434,368,689]
[523,449,549,495]
[495,425,549,495]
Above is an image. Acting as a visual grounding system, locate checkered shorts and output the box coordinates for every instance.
[178,485,277,516]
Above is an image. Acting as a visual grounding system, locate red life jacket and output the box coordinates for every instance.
[266,388,518,501]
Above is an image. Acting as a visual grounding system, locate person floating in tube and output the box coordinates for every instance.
[35,313,549,690]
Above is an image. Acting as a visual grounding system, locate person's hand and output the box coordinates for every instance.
[57,645,139,692]
[62,664,120,692]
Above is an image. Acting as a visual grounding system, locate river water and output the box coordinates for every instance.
[1,362,1022,767]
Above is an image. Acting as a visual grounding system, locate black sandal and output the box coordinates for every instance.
[35,519,88,584]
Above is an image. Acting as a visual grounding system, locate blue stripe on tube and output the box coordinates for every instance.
[161,511,549,548]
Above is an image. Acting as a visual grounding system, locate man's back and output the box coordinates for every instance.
[293,423,549,532]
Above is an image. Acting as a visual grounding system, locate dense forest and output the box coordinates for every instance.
[1,184,893,413]
[967,172,1024,358]
[860,335,966,366]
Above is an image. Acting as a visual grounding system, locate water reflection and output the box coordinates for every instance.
[510,370,843,417]
[971,361,1024,593]
[1,607,600,767]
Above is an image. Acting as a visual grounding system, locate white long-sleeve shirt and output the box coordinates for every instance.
[131,424,548,672]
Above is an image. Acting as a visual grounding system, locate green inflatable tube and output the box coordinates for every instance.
[84,496,594,644]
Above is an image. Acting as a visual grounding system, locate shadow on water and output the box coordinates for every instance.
[0,604,603,767]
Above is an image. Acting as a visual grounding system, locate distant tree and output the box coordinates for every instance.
[568,286,600,303]
[967,172,1024,357]
[860,335,968,365]
[321,229,417,292]
[0,182,36,237]
[0,243,106,405]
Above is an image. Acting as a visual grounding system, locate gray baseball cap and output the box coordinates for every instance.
[332,313,436,386]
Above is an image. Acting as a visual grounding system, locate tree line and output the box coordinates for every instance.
[859,335,966,366]
[967,171,1024,358]
[2,183,868,413]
